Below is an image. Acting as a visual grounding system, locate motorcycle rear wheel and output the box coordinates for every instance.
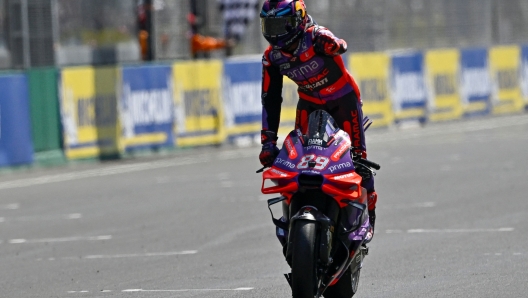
[291,220,318,298]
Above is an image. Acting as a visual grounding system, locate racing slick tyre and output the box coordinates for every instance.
[291,220,318,298]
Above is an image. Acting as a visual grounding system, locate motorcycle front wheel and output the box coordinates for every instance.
[322,267,359,298]
[291,220,318,298]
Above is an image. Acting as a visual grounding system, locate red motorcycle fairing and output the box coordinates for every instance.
[261,128,365,208]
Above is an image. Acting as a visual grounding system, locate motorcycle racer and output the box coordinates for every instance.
[258,0,378,242]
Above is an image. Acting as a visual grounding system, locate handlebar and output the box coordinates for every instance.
[354,158,381,171]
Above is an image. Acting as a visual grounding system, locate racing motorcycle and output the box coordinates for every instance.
[258,110,380,298]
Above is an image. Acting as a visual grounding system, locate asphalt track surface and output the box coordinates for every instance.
[1,114,528,298]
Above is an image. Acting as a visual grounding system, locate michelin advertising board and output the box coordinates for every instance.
[60,67,120,159]
[520,45,528,110]
[173,60,225,147]
[391,52,427,123]
[425,49,463,122]
[121,65,174,151]
[349,52,393,127]
[223,58,262,143]
[0,74,34,167]
[489,46,524,114]
[460,48,491,116]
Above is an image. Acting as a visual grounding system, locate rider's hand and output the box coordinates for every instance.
[352,149,372,179]
[314,32,346,56]
[259,130,280,167]
[352,149,367,160]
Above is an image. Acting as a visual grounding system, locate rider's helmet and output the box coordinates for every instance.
[305,110,340,146]
[260,0,308,49]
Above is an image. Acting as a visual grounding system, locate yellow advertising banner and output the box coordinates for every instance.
[60,66,120,159]
[425,49,463,122]
[489,46,524,114]
[173,60,226,147]
[277,77,300,138]
[348,52,393,128]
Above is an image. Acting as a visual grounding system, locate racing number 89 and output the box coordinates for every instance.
[297,154,330,170]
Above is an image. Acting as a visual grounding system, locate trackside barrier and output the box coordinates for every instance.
[390,51,427,124]
[59,66,120,160]
[5,44,528,168]
[172,60,226,147]
[28,68,62,154]
[223,58,261,142]
[523,45,528,110]
[460,48,492,117]
[424,49,463,122]
[0,74,34,167]
[348,52,393,128]
[489,46,524,115]
[121,65,174,151]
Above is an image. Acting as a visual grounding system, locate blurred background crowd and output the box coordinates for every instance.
[0,0,527,69]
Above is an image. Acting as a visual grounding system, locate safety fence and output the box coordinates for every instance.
[1,44,528,167]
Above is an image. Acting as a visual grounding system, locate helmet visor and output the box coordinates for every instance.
[261,16,298,36]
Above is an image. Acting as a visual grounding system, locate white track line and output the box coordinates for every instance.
[0,203,20,210]
[7,235,111,244]
[386,228,514,234]
[60,250,197,260]
[122,288,253,292]
[2,213,82,222]
[380,202,436,209]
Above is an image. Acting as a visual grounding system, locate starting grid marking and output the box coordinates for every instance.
[68,288,254,294]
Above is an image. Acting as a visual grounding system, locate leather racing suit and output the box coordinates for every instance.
[260,22,376,198]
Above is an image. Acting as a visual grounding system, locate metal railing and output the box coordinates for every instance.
[0,0,527,69]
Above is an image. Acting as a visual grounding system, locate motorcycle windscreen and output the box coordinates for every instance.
[305,110,340,146]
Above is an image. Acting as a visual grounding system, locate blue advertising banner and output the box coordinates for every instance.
[460,48,491,116]
[223,58,262,142]
[391,52,427,123]
[522,45,528,110]
[0,74,34,167]
[121,65,174,150]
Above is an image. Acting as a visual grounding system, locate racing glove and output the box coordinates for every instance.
[259,130,280,167]
[352,149,373,179]
[314,32,347,56]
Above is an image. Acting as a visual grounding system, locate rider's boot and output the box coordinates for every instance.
[364,191,377,244]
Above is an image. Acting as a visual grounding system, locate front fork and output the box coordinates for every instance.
[267,196,334,265]
[267,196,368,296]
